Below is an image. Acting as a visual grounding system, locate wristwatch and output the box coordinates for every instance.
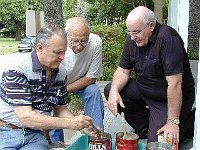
[167,119,180,125]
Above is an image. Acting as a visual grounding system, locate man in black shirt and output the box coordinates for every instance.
[104,6,195,145]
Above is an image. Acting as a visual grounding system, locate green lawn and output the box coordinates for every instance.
[0,38,20,55]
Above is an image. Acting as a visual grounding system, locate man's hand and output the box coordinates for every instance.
[157,123,179,145]
[107,90,125,116]
[107,67,130,116]
[67,114,92,130]
[81,124,102,137]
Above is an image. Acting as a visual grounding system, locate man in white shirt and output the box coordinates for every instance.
[49,17,104,143]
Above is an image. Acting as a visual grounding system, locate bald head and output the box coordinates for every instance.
[65,17,90,37]
[125,6,157,47]
[126,6,156,27]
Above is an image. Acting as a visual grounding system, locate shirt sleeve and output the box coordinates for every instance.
[161,36,185,76]
[86,36,103,78]
[1,70,32,106]
[119,36,134,69]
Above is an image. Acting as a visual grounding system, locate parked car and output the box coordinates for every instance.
[18,36,36,52]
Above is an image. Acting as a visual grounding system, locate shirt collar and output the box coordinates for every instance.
[31,50,42,72]
[31,50,60,73]
[88,33,92,43]
[148,21,161,44]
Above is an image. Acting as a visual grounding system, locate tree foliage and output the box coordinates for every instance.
[86,0,132,25]
[0,0,43,39]
[62,0,154,26]
[62,0,77,21]
[86,0,154,25]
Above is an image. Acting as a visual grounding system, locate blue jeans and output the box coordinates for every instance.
[49,83,105,143]
[0,126,49,150]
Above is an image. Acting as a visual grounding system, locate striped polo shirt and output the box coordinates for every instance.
[0,50,68,127]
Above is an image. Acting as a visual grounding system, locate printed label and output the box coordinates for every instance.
[89,143,107,150]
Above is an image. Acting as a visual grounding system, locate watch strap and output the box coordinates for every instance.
[167,118,180,125]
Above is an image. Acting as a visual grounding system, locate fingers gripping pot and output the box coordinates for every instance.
[89,132,112,150]
[116,132,139,150]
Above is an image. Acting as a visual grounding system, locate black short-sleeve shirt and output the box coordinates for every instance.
[120,22,195,100]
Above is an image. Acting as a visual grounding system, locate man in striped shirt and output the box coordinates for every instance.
[0,25,92,150]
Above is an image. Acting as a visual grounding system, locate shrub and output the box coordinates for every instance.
[92,23,126,81]
[187,49,199,60]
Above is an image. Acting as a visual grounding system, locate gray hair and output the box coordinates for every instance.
[35,25,67,47]
[142,9,156,26]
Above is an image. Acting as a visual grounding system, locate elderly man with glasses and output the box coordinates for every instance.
[49,17,104,143]
[104,6,195,146]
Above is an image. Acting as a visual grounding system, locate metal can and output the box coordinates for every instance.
[146,142,171,150]
[88,132,112,150]
[116,132,139,150]
[158,134,178,150]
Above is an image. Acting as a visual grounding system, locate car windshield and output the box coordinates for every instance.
[21,37,35,44]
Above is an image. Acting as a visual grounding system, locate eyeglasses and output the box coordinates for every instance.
[69,40,89,47]
[126,25,148,36]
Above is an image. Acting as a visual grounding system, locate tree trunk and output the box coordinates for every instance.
[43,0,64,27]
[188,0,200,51]
[153,0,163,24]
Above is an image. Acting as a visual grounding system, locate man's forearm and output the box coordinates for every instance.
[166,75,182,120]
[167,87,182,120]
[14,106,73,130]
[20,111,70,129]
[67,77,96,93]
[110,67,130,92]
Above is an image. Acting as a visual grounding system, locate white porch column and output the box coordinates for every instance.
[168,1,200,149]
[167,0,189,49]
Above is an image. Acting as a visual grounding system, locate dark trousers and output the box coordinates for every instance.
[104,78,195,143]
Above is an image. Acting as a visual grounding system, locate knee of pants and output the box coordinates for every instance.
[83,84,101,96]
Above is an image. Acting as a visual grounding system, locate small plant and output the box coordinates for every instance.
[66,94,83,115]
